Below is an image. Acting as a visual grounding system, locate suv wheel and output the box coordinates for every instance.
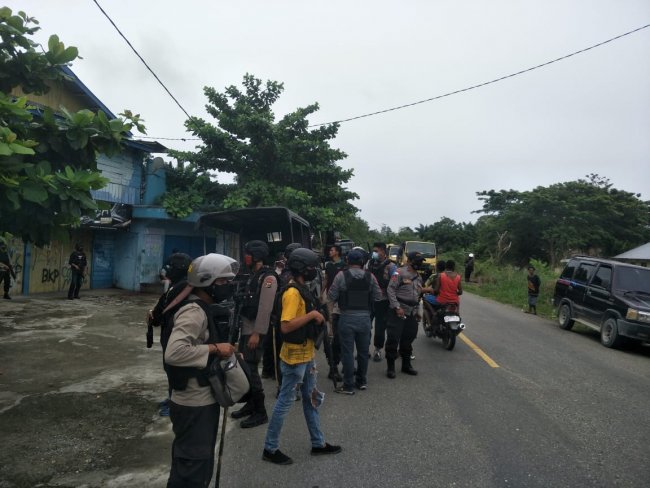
[601,317,624,349]
[558,304,575,330]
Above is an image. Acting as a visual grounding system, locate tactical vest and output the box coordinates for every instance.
[165,299,233,391]
[239,266,277,320]
[280,281,320,345]
[368,259,391,290]
[338,270,373,311]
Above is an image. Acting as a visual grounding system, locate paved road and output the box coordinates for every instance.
[1,291,648,487]
[218,293,650,488]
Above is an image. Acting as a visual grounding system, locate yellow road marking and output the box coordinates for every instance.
[459,333,500,368]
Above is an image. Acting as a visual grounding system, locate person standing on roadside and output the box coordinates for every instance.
[68,243,87,300]
[328,249,382,394]
[164,253,238,488]
[230,240,277,429]
[262,248,341,465]
[526,265,541,315]
[385,251,424,378]
[367,242,396,362]
[464,253,475,283]
[0,242,16,300]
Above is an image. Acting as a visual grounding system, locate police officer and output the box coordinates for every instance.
[68,243,87,300]
[367,242,397,361]
[164,253,238,488]
[385,251,424,378]
[148,252,192,416]
[231,240,278,428]
[0,242,16,299]
[262,242,302,380]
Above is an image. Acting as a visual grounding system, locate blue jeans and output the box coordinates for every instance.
[264,359,325,452]
[338,314,371,388]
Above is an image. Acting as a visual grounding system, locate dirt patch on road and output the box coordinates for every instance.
[0,291,172,488]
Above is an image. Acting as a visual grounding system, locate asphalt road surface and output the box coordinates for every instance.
[219,293,650,488]
[1,291,648,487]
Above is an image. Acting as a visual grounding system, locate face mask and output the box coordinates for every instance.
[412,259,424,270]
[303,268,318,282]
[209,283,234,302]
[371,252,379,260]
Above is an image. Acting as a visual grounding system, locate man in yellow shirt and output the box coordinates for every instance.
[262,248,342,465]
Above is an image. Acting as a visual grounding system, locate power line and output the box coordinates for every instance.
[308,23,650,127]
[91,0,193,121]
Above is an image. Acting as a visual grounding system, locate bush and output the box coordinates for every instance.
[444,255,558,318]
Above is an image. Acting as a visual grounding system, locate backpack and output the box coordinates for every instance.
[338,270,373,311]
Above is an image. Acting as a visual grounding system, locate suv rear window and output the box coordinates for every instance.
[573,262,597,284]
[560,260,579,279]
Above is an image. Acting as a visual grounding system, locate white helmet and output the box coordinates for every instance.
[469,253,474,258]
[187,253,239,287]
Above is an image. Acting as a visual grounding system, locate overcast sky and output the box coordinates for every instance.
[12,0,650,231]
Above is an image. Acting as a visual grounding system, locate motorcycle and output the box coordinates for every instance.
[422,298,465,350]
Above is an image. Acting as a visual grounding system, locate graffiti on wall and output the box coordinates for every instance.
[29,234,92,294]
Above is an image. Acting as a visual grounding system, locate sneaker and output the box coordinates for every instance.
[3,295,10,300]
[262,449,293,465]
[334,386,355,395]
[159,405,170,417]
[410,354,416,360]
[355,383,367,390]
[372,349,382,362]
[158,398,169,408]
[240,412,268,429]
[311,443,342,456]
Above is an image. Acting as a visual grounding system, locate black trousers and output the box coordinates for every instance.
[372,300,390,349]
[68,271,83,298]
[323,314,341,366]
[262,326,281,378]
[465,268,473,282]
[385,309,418,360]
[239,335,266,413]
[167,401,220,488]
[1,270,10,296]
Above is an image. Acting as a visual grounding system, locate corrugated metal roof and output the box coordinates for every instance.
[614,242,650,259]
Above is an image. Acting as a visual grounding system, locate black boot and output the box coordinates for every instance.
[3,294,10,300]
[386,359,396,379]
[401,357,418,376]
[328,365,342,382]
[240,394,268,429]
[231,402,254,419]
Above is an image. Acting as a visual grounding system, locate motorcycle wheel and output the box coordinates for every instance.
[441,328,456,351]
[422,310,433,337]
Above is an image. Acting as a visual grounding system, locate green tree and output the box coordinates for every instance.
[475,175,650,266]
[170,74,358,232]
[0,8,145,245]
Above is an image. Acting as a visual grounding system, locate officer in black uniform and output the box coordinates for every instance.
[231,240,278,428]
[68,243,87,300]
[0,242,16,299]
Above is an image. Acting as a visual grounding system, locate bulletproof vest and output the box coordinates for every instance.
[281,282,320,345]
[240,266,276,321]
[165,298,233,391]
[368,259,391,290]
[338,270,372,311]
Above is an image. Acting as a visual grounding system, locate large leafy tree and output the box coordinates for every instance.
[171,74,358,232]
[474,175,650,266]
[0,8,145,246]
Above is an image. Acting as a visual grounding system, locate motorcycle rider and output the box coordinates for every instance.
[385,251,424,378]
[433,259,463,308]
